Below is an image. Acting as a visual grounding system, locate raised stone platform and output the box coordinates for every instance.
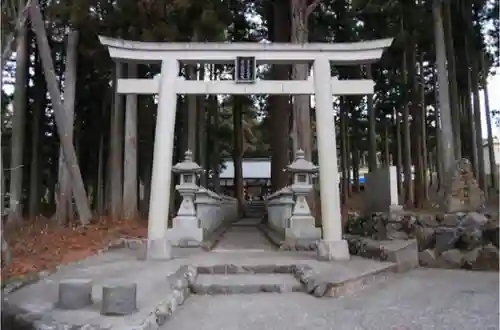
[2,245,398,330]
[192,274,304,294]
[345,235,420,272]
[345,209,499,271]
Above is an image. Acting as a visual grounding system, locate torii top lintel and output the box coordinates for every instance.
[98,36,393,65]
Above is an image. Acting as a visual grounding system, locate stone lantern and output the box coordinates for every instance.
[285,149,321,243]
[172,150,202,223]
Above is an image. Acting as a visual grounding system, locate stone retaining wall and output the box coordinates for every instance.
[346,210,499,271]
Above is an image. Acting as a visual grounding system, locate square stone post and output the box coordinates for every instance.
[313,57,350,261]
[145,59,178,260]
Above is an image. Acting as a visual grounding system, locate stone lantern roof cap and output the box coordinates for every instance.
[286,149,318,173]
[172,150,202,173]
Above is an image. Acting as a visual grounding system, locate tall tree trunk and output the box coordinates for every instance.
[233,96,244,216]
[186,30,199,156]
[209,66,221,193]
[419,56,429,201]
[366,65,377,172]
[56,30,78,225]
[395,108,403,198]
[290,0,317,161]
[465,3,486,192]
[110,62,124,219]
[471,56,486,192]
[123,63,139,220]
[28,46,45,218]
[268,0,291,191]
[8,3,29,225]
[96,134,105,214]
[30,2,92,224]
[340,98,349,205]
[443,0,461,159]
[1,141,12,265]
[481,54,498,191]
[351,111,361,193]
[209,68,221,193]
[463,33,478,176]
[401,15,414,204]
[433,0,455,179]
[186,65,198,155]
[197,65,207,187]
[384,120,391,166]
[434,71,444,189]
[409,40,425,208]
[346,128,352,197]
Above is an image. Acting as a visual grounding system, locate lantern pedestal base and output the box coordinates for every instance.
[167,215,203,247]
[285,215,321,241]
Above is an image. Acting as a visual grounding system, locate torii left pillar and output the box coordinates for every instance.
[144,59,178,260]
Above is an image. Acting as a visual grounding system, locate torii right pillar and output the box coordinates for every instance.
[313,58,350,261]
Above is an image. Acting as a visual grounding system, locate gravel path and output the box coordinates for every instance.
[166,268,499,330]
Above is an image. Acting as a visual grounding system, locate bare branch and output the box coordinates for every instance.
[1,0,32,65]
[306,0,322,17]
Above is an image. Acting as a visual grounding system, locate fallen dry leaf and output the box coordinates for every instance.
[2,217,147,281]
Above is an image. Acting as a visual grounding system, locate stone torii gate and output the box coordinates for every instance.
[99,37,393,261]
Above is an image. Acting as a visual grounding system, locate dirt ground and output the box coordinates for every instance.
[1,217,147,281]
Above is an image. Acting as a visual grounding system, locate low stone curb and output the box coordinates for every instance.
[346,235,419,272]
[191,282,303,294]
[257,224,283,247]
[138,265,197,330]
[200,223,231,251]
[257,224,318,251]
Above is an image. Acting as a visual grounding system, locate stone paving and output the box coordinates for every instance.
[213,220,275,252]
[3,223,499,330]
[166,269,499,330]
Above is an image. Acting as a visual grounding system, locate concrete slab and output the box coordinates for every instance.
[192,274,303,294]
[3,245,398,329]
[213,226,277,251]
[165,268,499,330]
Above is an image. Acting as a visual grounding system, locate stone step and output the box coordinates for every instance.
[191,274,304,295]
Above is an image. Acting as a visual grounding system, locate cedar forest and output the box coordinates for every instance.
[0,0,499,278]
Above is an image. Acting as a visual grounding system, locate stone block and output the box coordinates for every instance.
[434,228,459,254]
[463,247,481,268]
[387,230,409,240]
[144,236,172,260]
[101,283,137,315]
[483,227,499,248]
[467,244,499,271]
[416,214,439,227]
[167,227,203,247]
[440,213,462,227]
[414,226,436,251]
[317,239,350,261]
[462,212,489,228]
[419,249,437,267]
[386,240,419,272]
[458,227,483,250]
[57,279,93,310]
[285,226,321,241]
[438,158,485,213]
[438,249,464,269]
[312,282,328,297]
